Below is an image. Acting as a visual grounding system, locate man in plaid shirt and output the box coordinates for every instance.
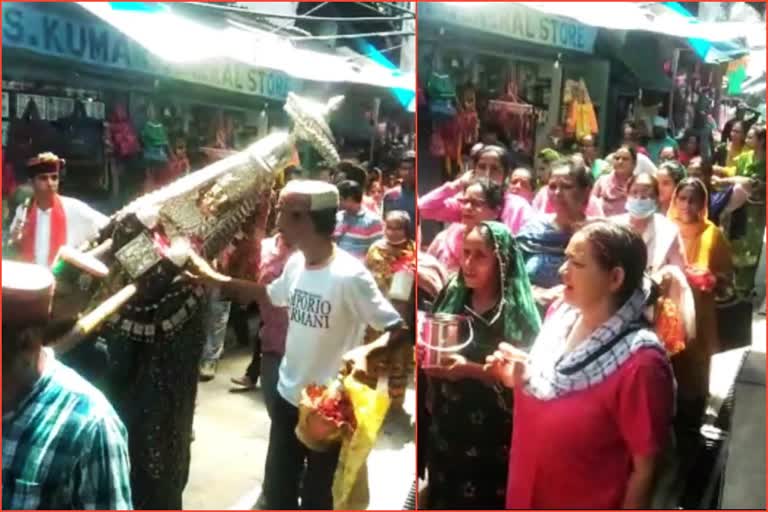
[2,260,132,510]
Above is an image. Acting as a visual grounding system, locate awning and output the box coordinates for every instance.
[77,2,415,93]
[519,2,755,62]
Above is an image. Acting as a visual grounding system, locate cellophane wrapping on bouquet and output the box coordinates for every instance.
[654,265,697,356]
[332,375,391,511]
[295,379,357,453]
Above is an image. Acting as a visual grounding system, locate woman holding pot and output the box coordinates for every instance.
[487,220,675,509]
[420,221,540,509]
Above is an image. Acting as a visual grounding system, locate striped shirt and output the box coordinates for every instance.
[334,209,384,260]
[2,350,132,510]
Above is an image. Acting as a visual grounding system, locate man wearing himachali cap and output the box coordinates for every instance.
[1,260,132,510]
[8,152,108,267]
[189,179,408,509]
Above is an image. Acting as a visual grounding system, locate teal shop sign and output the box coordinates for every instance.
[419,3,597,54]
[2,3,297,100]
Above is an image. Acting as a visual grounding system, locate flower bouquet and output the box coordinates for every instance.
[296,379,357,452]
[655,297,686,356]
[684,265,716,293]
[389,254,416,301]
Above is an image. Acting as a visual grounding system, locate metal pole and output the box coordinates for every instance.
[370,97,381,165]
[669,48,681,134]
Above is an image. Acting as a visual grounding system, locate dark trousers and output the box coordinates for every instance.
[263,394,340,510]
[260,353,282,420]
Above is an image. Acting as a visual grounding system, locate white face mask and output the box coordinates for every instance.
[626,197,657,219]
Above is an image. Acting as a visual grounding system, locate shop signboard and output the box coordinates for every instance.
[2,3,298,101]
[419,3,597,54]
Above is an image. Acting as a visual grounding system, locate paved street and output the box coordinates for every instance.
[184,346,415,510]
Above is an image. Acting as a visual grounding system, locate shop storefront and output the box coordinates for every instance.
[2,2,300,210]
[417,2,608,185]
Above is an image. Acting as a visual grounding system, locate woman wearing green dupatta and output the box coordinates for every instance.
[421,221,540,510]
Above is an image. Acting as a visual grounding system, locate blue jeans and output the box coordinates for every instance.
[201,287,231,363]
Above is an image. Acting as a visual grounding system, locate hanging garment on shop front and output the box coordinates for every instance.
[566,102,599,140]
[8,99,60,167]
[58,100,105,165]
[109,104,141,159]
[141,121,170,164]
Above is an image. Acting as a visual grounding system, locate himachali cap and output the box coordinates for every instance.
[283,179,339,211]
[2,260,55,326]
[26,152,65,177]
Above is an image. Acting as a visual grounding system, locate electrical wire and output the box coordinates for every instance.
[186,2,412,21]
[227,18,311,38]
[289,30,414,42]
[346,43,405,60]
[357,2,416,18]
[268,2,326,35]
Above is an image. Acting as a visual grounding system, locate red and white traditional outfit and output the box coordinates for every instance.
[10,157,108,267]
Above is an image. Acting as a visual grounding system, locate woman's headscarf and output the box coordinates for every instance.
[432,221,541,345]
[667,178,712,247]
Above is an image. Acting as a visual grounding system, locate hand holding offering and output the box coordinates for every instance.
[485,342,528,389]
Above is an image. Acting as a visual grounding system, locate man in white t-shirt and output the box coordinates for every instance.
[9,153,108,267]
[190,179,406,509]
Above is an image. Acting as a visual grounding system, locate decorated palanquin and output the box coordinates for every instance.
[50,93,344,351]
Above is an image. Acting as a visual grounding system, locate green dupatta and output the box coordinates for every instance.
[432,220,541,348]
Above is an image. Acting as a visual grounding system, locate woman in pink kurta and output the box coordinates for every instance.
[592,144,637,217]
[487,220,675,509]
[419,145,533,235]
[532,185,605,217]
[426,179,503,275]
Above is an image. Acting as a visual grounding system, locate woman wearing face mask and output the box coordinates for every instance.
[420,221,540,510]
[668,178,733,444]
[657,161,687,214]
[486,221,675,509]
[614,172,686,273]
[427,179,503,275]
[419,145,533,235]
[517,158,594,310]
[593,144,636,216]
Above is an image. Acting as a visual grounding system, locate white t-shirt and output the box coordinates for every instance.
[268,248,402,406]
[10,196,109,267]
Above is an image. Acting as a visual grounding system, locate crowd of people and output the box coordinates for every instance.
[2,97,765,511]
[2,147,418,510]
[417,113,766,509]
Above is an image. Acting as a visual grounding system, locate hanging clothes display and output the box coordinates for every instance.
[563,79,599,141]
[457,85,479,151]
[487,80,535,155]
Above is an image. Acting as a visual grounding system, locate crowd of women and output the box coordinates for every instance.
[416,118,766,509]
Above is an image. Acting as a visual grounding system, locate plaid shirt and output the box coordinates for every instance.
[2,351,132,510]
